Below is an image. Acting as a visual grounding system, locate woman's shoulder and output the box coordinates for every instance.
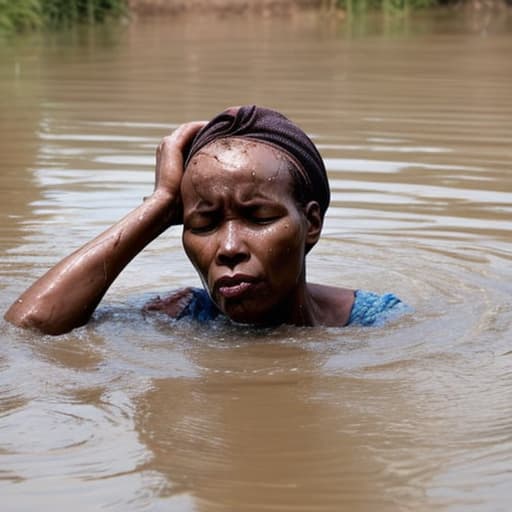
[143,287,219,322]
[347,289,411,327]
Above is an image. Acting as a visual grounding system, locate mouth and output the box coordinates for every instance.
[213,274,260,300]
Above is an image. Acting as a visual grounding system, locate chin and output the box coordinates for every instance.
[222,304,281,327]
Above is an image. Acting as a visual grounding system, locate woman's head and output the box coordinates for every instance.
[184,105,330,219]
[180,106,329,324]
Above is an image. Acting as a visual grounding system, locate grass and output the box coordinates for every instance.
[0,0,126,32]
[334,0,437,16]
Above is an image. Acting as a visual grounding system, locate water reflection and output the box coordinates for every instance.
[135,369,408,510]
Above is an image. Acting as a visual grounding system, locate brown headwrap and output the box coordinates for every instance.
[184,105,330,218]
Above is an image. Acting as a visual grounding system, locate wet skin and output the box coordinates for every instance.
[181,138,335,326]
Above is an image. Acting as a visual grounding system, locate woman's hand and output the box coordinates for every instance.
[153,122,206,216]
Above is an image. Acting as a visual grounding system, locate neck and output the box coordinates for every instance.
[264,279,319,327]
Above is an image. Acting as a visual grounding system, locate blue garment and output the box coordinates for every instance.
[179,287,220,323]
[179,287,408,326]
[347,290,409,326]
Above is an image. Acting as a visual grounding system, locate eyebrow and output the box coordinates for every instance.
[186,195,285,216]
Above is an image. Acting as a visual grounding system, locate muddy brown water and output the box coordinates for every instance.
[1,10,511,511]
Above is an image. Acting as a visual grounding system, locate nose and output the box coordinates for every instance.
[215,220,250,268]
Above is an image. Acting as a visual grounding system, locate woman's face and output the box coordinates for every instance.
[181,138,320,324]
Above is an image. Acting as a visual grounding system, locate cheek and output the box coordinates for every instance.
[260,220,306,266]
[182,233,210,274]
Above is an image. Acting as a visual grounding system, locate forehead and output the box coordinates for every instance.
[183,138,294,198]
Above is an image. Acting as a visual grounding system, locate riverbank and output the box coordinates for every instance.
[126,0,512,24]
[127,0,511,16]
[127,0,325,17]
[1,0,509,34]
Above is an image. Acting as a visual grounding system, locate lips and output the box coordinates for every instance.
[213,274,260,300]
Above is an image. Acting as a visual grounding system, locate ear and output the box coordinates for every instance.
[304,201,323,254]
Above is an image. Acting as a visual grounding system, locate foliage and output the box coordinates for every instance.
[336,0,437,13]
[0,0,126,32]
[0,0,43,31]
[42,0,127,27]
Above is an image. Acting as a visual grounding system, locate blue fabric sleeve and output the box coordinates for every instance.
[347,290,410,327]
[178,287,220,322]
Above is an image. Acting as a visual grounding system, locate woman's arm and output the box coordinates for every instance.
[4,122,205,335]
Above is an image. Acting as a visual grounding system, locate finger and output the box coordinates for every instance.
[157,121,207,157]
[168,121,207,151]
[157,121,207,177]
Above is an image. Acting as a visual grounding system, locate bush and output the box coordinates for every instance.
[336,0,437,12]
[0,0,126,32]
[42,0,126,26]
[0,0,43,31]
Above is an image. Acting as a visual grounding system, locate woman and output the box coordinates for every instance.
[4,105,407,335]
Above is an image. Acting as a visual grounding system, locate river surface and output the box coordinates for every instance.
[1,9,511,512]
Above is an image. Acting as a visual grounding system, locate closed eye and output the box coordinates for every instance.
[249,215,280,225]
[189,224,216,234]
[185,213,219,234]
[245,205,285,225]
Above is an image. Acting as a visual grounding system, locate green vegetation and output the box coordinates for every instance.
[0,0,126,32]
[0,0,41,31]
[335,0,437,16]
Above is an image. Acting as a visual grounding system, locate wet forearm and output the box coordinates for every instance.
[4,191,176,335]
